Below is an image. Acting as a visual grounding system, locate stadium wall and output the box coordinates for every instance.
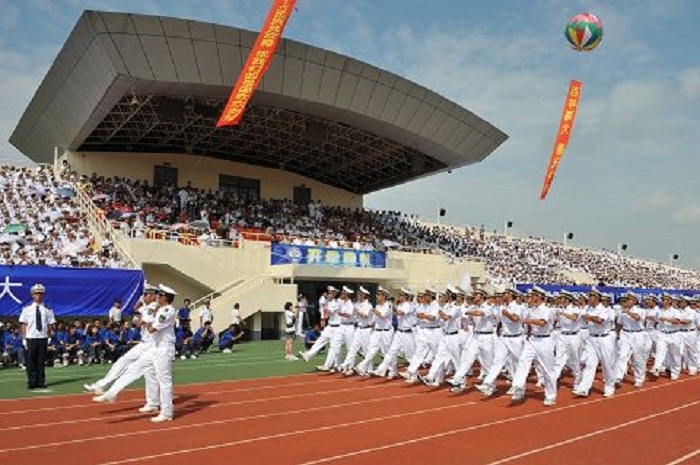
[66,151,363,208]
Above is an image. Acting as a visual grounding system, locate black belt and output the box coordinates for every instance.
[679,329,695,333]
[623,329,643,333]
[444,331,459,336]
[342,322,355,325]
[398,328,413,333]
[532,334,550,338]
[357,325,372,329]
[561,331,579,335]
[590,333,609,337]
[501,334,522,338]
[329,324,340,327]
[374,328,392,332]
[661,330,678,334]
[476,331,494,335]
[424,327,440,330]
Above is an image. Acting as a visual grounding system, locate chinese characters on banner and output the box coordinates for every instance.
[216,0,297,127]
[540,80,583,200]
[271,243,387,268]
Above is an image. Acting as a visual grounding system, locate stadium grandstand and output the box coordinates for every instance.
[4,10,699,340]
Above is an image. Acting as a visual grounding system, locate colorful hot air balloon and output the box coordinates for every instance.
[565,13,603,52]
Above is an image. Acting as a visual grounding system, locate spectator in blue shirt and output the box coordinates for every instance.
[178,299,192,328]
[84,326,103,365]
[103,323,121,363]
[218,324,245,354]
[304,325,322,351]
[176,324,194,360]
[47,331,63,368]
[55,322,68,367]
[193,321,215,354]
[2,326,26,369]
[64,327,83,366]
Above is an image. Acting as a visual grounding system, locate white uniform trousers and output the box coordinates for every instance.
[356,329,394,374]
[105,347,154,398]
[153,343,175,419]
[472,333,495,380]
[652,331,681,379]
[426,333,462,382]
[406,328,440,375]
[482,335,524,387]
[376,329,415,377]
[578,333,616,395]
[554,332,582,383]
[680,330,698,375]
[511,336,557,402]
[340,327,372,370]
[579,328,592,367]
[452,334,480,384]
[97,343,159,407]
[614,330,648,384]
[326,324,355,368]
[305,326,333,359]
[643,329,656,363]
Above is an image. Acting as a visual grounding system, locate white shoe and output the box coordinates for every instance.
[299,351,310,362]
[19,364,26,370]
[150,414,172,423]
[288,355,299,361]
[572,389,588,397]
[343,369,355,376]
[476,383,495,397]
[222,349,232,354]
[93,394,116,404]
[633,381,643,388]
[315,365,330,372]
[82,383,96,393]
[510,388,525,403]
[603,390,615,398]
[93,385,104,395]
[190,354,197,359]
[138,405,159,414]
[450,383,466,393]
[543,399,557,407]
[506,385,516,395]
[399,371,411,380]
[535,380,544,388]
[180,355,187,360]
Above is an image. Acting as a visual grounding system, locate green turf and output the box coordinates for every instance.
[0,340,319,400]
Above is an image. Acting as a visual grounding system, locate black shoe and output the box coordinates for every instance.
[37,384,47,389]
[28,385,37,390]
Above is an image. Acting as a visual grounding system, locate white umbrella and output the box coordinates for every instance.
[189,220,210,230]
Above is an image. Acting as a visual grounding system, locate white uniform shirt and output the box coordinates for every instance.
[424,300,441,329]
[338,299,355,324]
[319,295,328,318]
[618,306,646,332]
[326,299,341,325]
[198,306,214,324]
[587,304,613,336]
[526,303,554,337]
[500,301,524,336]
[644,306,658,330]
[557,304,581,333]
[140,302,159,344]
[578,305,590,330]
[442,303,462,334]
[396,301,415,330]
[354,300,374,328]
[472,303,496,333]
[373,302,393,330]
[19,303,56,339]
[656,308,680,333]
[679,307,697,331]
[108,305,122,323]
[151,304,177,345]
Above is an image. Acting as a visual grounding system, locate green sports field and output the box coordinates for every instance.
[0,341,316,400]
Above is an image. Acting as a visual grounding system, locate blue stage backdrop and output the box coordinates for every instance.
[0,266,144,317]
[271,243,386,268]
[516,284,699,300]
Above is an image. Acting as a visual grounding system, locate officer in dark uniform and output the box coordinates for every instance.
[19,284,56,389]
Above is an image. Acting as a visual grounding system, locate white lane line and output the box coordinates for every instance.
[0,392,422,453]
[97,400,479,465]
[665,449,700,465]
[296,376,700,465]
[483,401,700,464]
[1,381,394,431]
[0,375,350,416]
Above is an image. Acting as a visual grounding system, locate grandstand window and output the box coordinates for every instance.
[219,175,260,201]
[293,186,312,206]
[153,165,178,188]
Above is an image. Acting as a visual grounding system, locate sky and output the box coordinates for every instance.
[0,0,699,268]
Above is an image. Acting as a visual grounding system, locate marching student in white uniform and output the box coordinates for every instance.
[402,289,441,383]
[333,286,356,371]
[553,291,582,385]
[340,287,374,374]
[642,295,659,364]
[299,286,339,368]
[420,289,463,387]
[678,296,698,376]
[84,285,160,413]
[574,288,617,398]
[94,284,178,422]
[475,287,525,396]
[357,287,393,376]
[509,286,557,406]
[614,292,647,387]
[375,287,416,378]
[463,288,496,382]
[650,294,682,380]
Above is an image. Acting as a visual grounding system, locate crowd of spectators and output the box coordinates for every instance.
[0,165,126,268]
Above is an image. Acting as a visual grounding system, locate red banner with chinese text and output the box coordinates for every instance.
[216,0,297,127]
[540,80,583,200]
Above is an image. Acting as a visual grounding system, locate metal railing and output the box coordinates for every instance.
[190,273,282,310]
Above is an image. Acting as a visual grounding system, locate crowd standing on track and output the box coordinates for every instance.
[299,283,700,407]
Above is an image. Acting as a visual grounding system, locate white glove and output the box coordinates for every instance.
[22,339,27,349]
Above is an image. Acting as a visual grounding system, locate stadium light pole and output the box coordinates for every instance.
[437,208,446,226]
[503,220,513,237]
[668,253,679,266]
[564,232,574,246]
[617,243,628,255]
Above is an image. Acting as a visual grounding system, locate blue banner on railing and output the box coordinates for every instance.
[0,266,144,317]
[271,243,386,268]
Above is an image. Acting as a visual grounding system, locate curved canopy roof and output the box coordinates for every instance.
[10,11,508,195]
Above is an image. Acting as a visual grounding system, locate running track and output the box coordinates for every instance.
[0,373,698,465]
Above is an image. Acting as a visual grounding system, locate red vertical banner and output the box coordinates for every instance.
[540,80,583,200]
[216,0,297,127]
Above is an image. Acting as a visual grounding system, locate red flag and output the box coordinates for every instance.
[217,0,297,127]
[540,80,583,200]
